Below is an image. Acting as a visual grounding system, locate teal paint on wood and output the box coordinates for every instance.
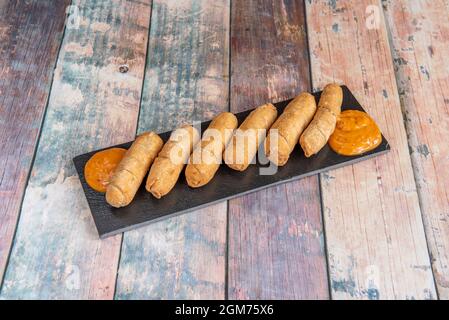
[0,0,71,285]
[0,0,152,299]
[383,0,449,298]
[306,0,436,299]
[228,0,329,299]
[115,0,229,299]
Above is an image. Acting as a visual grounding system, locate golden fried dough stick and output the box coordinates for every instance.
[106,132,163,207]
[264,93,317,166]
[224,103,278,171]
[299,84,343,157]
[185,112,238,188]
[146,125,199,198]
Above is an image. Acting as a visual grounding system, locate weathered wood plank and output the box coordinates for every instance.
[0,0,71,285]
[115,0,229,299]
[0,0,151,299]
[228,0,329,299]
[306,0,437,299]
[383,0,449,299]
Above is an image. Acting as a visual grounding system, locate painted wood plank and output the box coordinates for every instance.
[306,0,437,299]
[0,0,151,299]
[383,0,449,299]
[115,0,229,299]
[0,0,71,285]
[228,0,329,299]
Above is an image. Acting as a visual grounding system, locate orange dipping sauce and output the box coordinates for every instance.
[329,110,382,156]
[84,148,127,192]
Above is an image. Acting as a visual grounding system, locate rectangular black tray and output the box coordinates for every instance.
[73,86,390,238]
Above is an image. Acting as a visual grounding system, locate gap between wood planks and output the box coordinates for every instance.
[227,0,328,299]
[381,0,449,299]
[112,0,156,300]
[303,0,334,300]
[307,0,437,299]
[114,0,229,299]
[1,0,152,299]
[1,0,445,300]
[0,0,72,290]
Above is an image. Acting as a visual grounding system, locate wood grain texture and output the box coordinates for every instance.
[115,0,229,299]
[228,0,329,299]
[383,0,449,299]
[306,0,437,299]
[0,0,151,299]
[0,0,70,285]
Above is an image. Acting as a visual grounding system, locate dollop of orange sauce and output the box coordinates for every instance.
[84,148,127,193]
[329,110,382,156]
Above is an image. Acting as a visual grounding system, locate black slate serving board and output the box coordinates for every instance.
[73,86,390,238]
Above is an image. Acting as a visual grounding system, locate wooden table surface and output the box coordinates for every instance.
[0,0,448,300]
